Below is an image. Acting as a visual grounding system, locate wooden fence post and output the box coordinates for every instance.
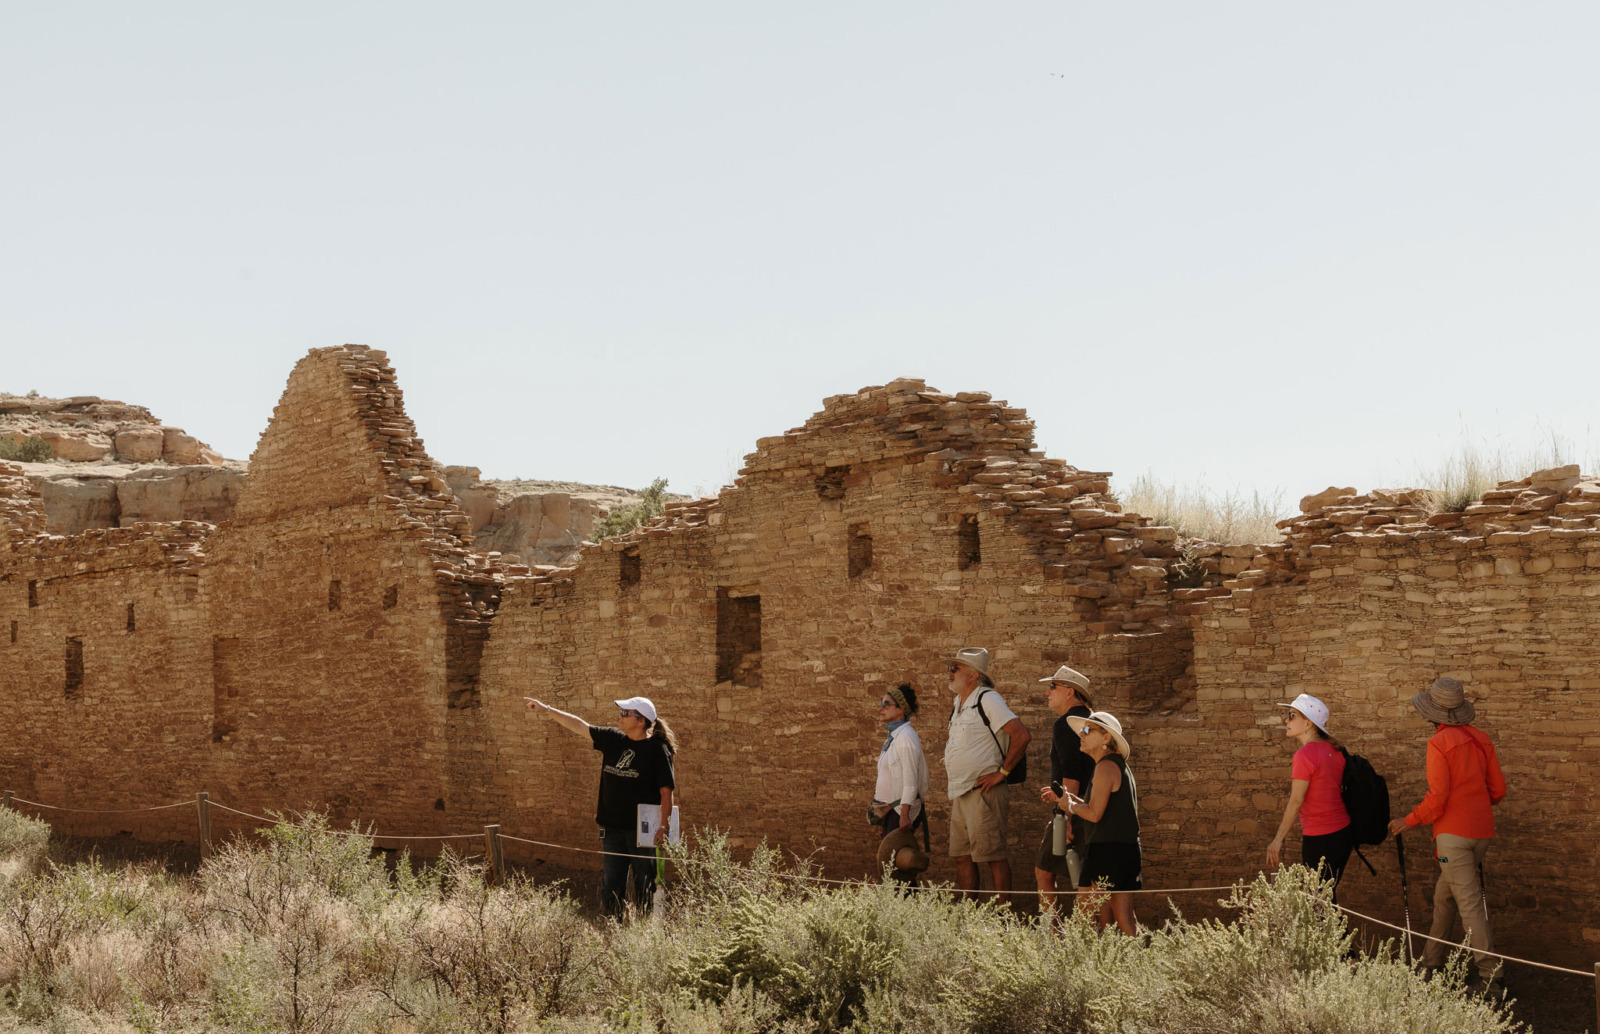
[196,792,212,862]
[2,790,12,811]
[484,824,504,887]
[1593,961,1598,1034]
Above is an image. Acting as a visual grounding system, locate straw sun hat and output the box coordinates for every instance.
[1411,677,1476,726]
[1066,711,1130,759]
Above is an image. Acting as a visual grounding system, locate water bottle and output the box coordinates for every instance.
[1051,812,1066,856]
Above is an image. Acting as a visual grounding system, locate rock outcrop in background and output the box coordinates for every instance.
[1,394,649,558]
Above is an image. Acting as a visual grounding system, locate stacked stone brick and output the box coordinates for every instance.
[1163,464,1600,960]
[3,352,1598,969]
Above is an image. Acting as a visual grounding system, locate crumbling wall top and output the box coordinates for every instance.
[1221,465,1600,590]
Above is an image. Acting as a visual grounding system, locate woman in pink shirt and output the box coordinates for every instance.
[1265,693,1353,898]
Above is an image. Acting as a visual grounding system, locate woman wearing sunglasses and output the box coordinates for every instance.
[871,683,930,886]
[1061,711,1141,934]
[526,694,677,917]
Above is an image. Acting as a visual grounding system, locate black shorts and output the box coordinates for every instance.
[1078,841,1142,892]
[1034,819,1072,876]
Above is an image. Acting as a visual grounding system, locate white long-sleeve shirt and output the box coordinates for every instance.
[874,723,929,821]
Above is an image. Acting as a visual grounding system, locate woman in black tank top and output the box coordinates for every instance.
[1063,710,1141,935]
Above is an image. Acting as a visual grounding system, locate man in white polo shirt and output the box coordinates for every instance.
[943,647,1031,901]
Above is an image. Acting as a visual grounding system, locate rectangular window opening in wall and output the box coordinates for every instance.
[64,636,83,699]
[28,581,38,608]
[328,579,342,611]
[957,514,981,570]
[8,620,16,645]
[716,587,762,687]
[620,550,641,587]
[815,465,850,500]
[382,585,398,609]
[848,523,873,579]
[212,636,241,743]
[126,602,136,632]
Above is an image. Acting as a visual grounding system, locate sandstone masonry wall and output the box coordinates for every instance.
[3,352,1597,970]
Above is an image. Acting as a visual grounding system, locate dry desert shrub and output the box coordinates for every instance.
[0,820,1529,1034]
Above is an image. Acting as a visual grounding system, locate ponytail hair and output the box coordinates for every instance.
[650,716,678,758]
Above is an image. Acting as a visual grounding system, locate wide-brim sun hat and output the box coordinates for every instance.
[613,696,658,724]
[1066,710,1130,759]
[1276,693,1330,735]
[951,647,990,677]
[876,826,930,874]
[1039,664,1094,709]
[1411,678,1475,726]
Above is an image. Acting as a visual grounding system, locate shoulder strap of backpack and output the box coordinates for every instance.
[971,689,1007,757]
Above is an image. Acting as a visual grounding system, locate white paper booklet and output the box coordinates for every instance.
[636,804,680,848]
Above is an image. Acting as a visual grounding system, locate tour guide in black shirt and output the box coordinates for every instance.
[526,694,677,916]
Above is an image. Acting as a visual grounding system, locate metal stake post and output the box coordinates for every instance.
[196,792,213,862]
[484,824,505,887]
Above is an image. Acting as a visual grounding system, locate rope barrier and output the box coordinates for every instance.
[494,832,1241,896]
[10,795,196,814]
[6,791,1594,983]
[1330,901,1593,978]
[205,800,481,841]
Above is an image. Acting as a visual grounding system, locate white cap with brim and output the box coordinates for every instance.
[613,696,658,724]
[1276,693,1330,735]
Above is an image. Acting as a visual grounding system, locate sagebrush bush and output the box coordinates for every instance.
[0,810,50,880]
[0,820,1531,1034]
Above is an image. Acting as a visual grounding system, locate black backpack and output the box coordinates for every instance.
[965,689,1027,785]
[1339,747,1391,874]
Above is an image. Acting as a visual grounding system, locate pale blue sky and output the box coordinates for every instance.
[4,3,1597,504]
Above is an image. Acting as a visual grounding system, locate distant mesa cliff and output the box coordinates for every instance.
[0,393,643,562]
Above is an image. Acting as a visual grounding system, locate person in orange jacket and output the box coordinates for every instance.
[1387,677,1507,991]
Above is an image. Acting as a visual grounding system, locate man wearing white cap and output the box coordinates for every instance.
[942,647,1031,900]
[527,694,678,916]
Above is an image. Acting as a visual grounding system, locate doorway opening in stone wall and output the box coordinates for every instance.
[716,587,761,687]
[126,602,136,632]
[64,636,83,699]
[957,514,981,570]
[327,579,342,611]
[848,523,873,579]
[211,636,241,743]
[620,549,642,588]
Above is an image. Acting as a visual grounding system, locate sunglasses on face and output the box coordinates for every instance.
[619,709,642,719]
[947,664,960,673]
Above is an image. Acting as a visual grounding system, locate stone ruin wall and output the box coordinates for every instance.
[2,346,1598,967]
[474,379,1198,879]
[1168,473,1600,960]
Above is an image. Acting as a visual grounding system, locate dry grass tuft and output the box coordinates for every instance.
[1408,435,1595,513]
[1116,474,1288,545]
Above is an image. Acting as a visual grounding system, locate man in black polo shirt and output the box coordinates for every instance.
[1035,665,1095,912]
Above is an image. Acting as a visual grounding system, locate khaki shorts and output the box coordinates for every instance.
[948,783,1010,862]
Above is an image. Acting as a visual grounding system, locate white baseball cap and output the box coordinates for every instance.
[613,696,658,723]
[1276,693,1330,735]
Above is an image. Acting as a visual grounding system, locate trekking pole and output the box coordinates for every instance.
[1396,833,1414,963]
